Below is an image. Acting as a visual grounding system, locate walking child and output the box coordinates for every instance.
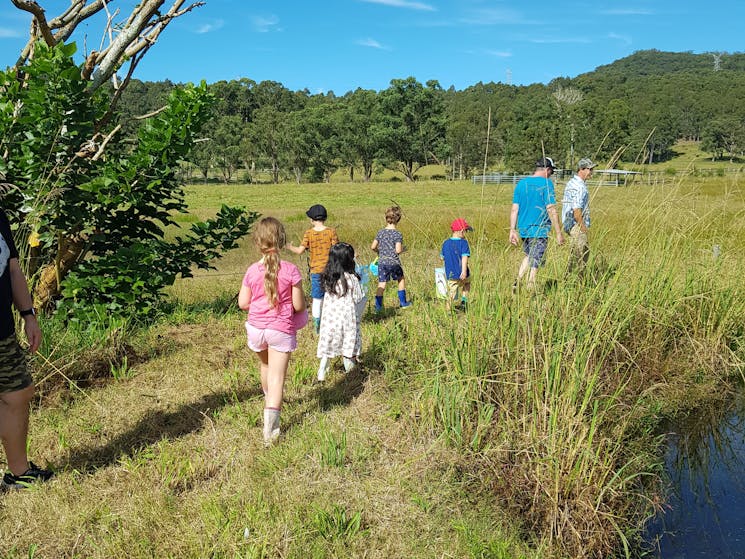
[370,205,412,311]
[441,218,472,311]
[316,243,364,381]
[239,217,307,445]
[287,204,338,333]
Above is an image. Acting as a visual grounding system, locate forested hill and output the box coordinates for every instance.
[115,49,745,181]
[584,49,745,77]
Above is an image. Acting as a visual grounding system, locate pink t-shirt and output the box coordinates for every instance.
[242,260,303,334]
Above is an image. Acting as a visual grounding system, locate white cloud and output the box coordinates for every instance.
[252,15,281,33]
[484,49,512,58]
[357,38,389,50]
[600,8,653,16]
[0,27,23,39]
[608,32,632,45]
[529,37,592,44]
[194,20,225,34]
[459,8,531,25]
[360,0,436,12]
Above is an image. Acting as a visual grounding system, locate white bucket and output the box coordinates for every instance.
[435,267,447,299]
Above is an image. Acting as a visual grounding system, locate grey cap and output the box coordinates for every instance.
[578,158,597,170]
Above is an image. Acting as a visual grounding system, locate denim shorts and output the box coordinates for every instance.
[522,237,549,268]
[377,262,404,282]
[245,323,297,353]
[310,273,323,299]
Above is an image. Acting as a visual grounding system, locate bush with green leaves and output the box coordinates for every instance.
[0,41,257,322]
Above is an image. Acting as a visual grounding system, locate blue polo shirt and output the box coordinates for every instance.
[512,175,557,238]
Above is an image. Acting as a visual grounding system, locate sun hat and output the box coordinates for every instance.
[450,218,473,232]
[577,158,597,170]
[306,204,327,220]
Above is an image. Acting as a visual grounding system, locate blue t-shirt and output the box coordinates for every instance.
[440,237,470,280]
[512,175,557,238]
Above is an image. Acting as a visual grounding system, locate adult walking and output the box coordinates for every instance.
[0,208,53,489]
[562,157,597,277]
[509,157,565,291]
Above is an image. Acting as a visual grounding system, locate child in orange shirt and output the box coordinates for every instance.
[287,204,339,333]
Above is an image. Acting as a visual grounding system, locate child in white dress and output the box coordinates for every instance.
[316,243,364,381]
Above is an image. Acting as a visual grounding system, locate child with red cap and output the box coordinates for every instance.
[440,218,472,311]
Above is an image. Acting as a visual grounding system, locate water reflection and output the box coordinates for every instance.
[645,393,745,558]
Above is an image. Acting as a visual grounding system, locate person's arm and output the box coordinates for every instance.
[286,243,306,255]
[291,281,306,312]
[547,204,565,245]
[509,203,520,246]
[460,255,468,280]
[238,283,252,311]
[9,258,41,353]
[572,208,587,233]
[395,241,403,255]
[370,239,379,252]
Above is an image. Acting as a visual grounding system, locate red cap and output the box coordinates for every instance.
[450,218,473,232]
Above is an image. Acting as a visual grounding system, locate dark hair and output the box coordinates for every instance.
[320,243,359,297]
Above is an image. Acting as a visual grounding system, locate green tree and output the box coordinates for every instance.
[247,105,288,184]
[0,43,256,319]
[338,89,383,181]
[376,77,446,181]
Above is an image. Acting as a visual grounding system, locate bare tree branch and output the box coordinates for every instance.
[12,0,204,94]
[10,1,55,46]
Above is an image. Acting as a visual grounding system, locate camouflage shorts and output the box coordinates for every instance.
[0,334,32,393]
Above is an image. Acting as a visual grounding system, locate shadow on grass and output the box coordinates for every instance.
[60,386,263,473]
[314,360,370,413]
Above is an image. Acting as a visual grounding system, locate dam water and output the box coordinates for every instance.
[644,392,745,558]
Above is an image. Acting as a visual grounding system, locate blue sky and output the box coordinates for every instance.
[1,0,744,95]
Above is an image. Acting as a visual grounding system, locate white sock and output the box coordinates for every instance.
[343,357,356,373]
[317,357,329,381]
[312,298,323,319]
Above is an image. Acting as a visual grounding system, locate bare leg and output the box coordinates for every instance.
[0,384,34,475]
[256,349,269,396]
[515,256,530,287]
[265,348,291,410]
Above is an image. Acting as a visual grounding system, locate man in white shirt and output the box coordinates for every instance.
[561,158,597,276]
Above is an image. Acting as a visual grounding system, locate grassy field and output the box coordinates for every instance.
[1,167,743,557]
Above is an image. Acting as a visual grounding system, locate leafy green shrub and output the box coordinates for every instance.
[0,41,258,322]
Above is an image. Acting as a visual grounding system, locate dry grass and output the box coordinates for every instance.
[1,160,743,558]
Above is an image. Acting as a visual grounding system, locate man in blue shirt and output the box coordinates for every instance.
[509,157,565,291]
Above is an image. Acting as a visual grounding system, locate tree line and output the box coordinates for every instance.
[116,49,745,183]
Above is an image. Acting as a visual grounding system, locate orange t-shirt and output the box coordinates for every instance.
[301,227,339,273]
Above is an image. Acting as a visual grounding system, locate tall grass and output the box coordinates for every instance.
[5,169,742,558]
[398,177,745,556]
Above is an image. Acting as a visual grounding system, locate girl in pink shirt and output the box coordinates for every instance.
[239,217,306,445]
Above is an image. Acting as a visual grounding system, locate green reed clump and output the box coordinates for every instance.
[410,188,744,557]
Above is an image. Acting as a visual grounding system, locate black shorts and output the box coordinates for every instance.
[0,335,32,393]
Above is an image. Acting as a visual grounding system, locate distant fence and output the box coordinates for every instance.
[472,173,632,187]
[471,173,531,185]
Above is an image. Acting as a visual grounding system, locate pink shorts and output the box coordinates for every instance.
[245,323,297,353]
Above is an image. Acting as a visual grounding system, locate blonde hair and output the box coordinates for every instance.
[253,217,287,308]
[385,206,402,224]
